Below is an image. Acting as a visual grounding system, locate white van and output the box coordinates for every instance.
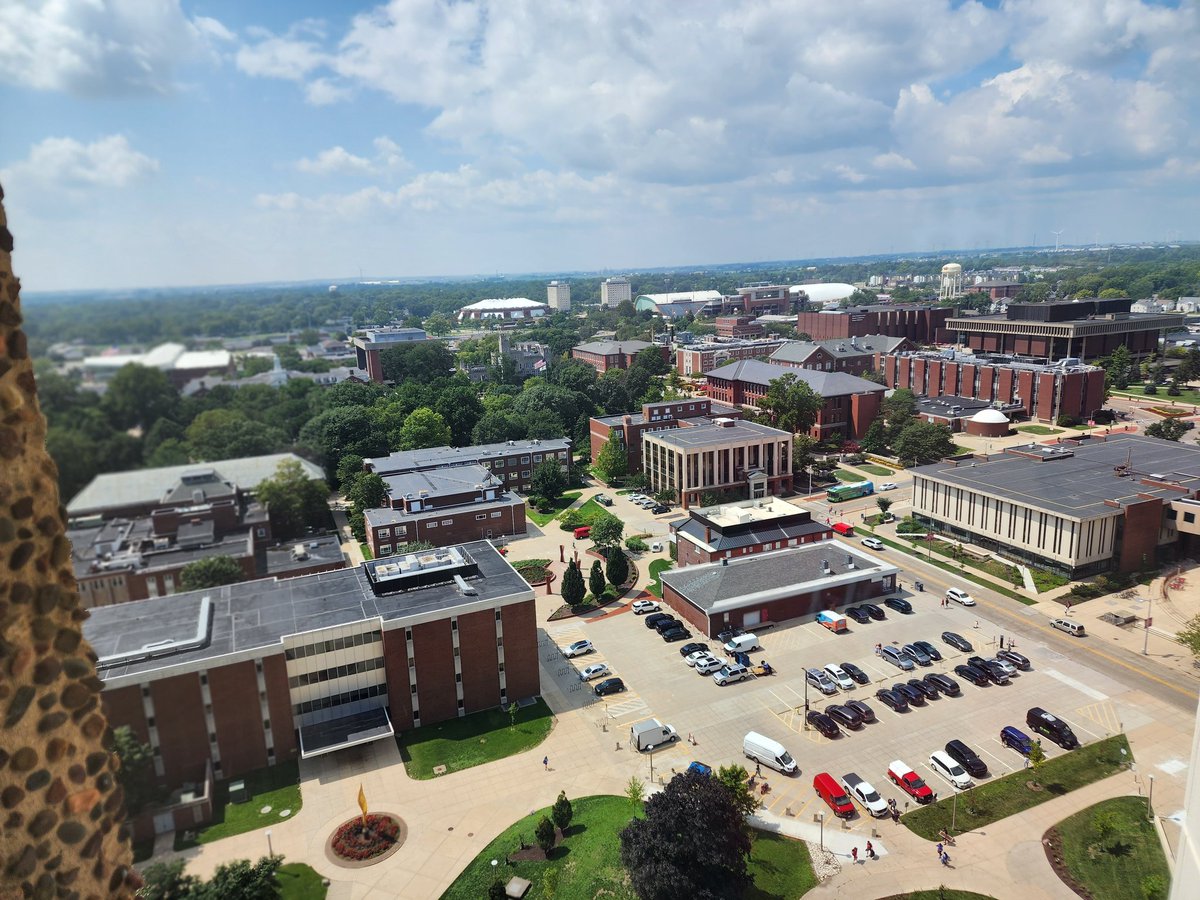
[928,750,972,788]
[743,731,797,775]
[724,633,760,654]
[1050,618,1085,637]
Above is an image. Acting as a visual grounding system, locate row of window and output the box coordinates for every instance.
[287,656,385,689]
[293,682,387,717]
[285,629,382,661]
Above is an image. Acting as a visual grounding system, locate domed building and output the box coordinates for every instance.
[457,297,548,322]
[964,407,1011,437]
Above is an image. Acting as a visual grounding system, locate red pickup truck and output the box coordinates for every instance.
[887,760,934,804]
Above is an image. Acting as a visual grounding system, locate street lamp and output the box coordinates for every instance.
[1143,590,1154,656]
[803,678,810,729]
[817,812,825,851]
[1148,774,1156,822]
[951,786,958,835]
[266,829,273,856]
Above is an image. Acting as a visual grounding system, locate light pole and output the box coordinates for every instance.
[818,812,825,851]
[1148,774,1155,822]
[951,786,958,835]
[266,829,273,856]
[1143,590,1154,656]
[803,678,810,730]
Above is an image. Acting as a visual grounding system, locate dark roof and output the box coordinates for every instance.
[770,335,908,364]
[365,438,571,475]
[661,541,898,612]
[86,541,530,685]
[574,340,654,355]
[674,517,831,552]
[911,434,1200,519]
[705,359,886,396]
[914,395,996,419]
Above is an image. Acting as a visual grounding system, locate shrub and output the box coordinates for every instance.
[1056,414,1079,427]
[552,791,573,832]
[535,816,556,855]
[625,537,649,552]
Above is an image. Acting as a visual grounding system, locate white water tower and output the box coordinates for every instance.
[939,263,963,301]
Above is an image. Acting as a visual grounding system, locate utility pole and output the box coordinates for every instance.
[1143,589,1154,656]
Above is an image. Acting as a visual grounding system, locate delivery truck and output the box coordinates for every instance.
[817,610,848,633]
[630,718,678,752]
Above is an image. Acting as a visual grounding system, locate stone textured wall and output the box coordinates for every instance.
[0,183,138,898]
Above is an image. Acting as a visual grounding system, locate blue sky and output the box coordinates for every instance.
[1,0,1198,291]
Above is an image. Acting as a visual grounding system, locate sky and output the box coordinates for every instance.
[1,0,1198,292]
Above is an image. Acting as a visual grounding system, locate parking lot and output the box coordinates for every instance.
[541,593,1135,837]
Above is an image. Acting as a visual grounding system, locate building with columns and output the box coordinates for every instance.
[642,418,793,509]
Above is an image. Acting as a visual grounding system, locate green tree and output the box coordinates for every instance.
[472,410,525,445]
[531,459,566,502]
[590,514,624,551]
[620,770,751,900]
[201,855,284,900]
[397,407,452,450]
[792,434,818,491]
[110,725,158,815]
[1027,739,1047,785]
[424,312,454,335]
[606,548,630,587]
[756,373,822,434]
[336,454,365,491]
[551,791,574,832]
[589,560,606,599]
[1106,344,1133,389]
[299,406,388,467]
[714,764,761,819]
[349,472,388,509]
[625,776,646,807]
[379,340,456,384]
[1146,417,1189,441]
[184,409,287,461]
[882,388,919,440]
[138,859,200,899]
[255,459,331,540]
[876,497,893,519]
[561,559,585,606]
[534,816,557,855]
[1092,808,1120,846]
[860,416,889,454]
[488,881,507,900]
[892,420,956,465]
[594,430,629,482]
[1176,613,1200,660]
[101,363,179,430]
[433,383,484,446]
[180,556,246,591]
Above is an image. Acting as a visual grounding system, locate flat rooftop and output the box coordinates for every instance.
[915,395,997,418]
[689,497,805,528]
[592,401,741,427]
[365,438,571,475]
[912,434,1200,519]
[86,541,530,684]
[381,464,498,500]
[661,540,897,612]
[643,419,790,450]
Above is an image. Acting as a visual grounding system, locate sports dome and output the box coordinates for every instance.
[790,283,856,304]
[970,408,1009,424]
[457,297,548,321]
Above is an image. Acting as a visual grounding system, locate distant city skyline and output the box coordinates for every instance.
[1,0,1198,291]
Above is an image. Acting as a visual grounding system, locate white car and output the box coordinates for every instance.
[842,772,889,817]
[579,663,610,681]
[685,650,710,667]
[929,750,973,789]
[631,599,660,615]
[712,664,751,686]
[695,655,725,675]
[650,542,663,552]
[563,639,594,658]
[879,482,898,491]
[946,587,976,607]
[824,664,854,691]
[861,537,884,551]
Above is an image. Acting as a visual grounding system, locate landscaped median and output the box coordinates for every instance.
[1045,795,1170,900]
[903,734,1133,841]
[526,492,582,527]
[868,530,1037,605]
[646,559,674,598]
[396,698,554,780]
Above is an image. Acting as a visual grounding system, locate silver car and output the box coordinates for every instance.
[881,646,915,671]
[806,668,838,695]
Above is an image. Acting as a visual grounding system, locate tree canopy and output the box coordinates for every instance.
[254,459,331,540]
[180,555,246,591]
[398,407,453,450]
[756,373,822,434]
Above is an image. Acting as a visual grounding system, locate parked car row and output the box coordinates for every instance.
[559,638,627,697]
[844,598,914,623]
[626,493,671,514]
[643,611,692,643]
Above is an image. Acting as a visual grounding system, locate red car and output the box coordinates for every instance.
[887,760,934,804]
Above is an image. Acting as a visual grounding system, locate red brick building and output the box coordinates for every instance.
[364,438,572,495]
[571,339,667,373]
[883,351,1107,424]
[716,315,764,338]
[796,305,953,342]
[88,543,538,838]
[589,398,743,475]
[671,497,833,567]
[352,328,430,383]
[364,464,526,557]
[964,280,1023,300]
[675,338,789,376]
[769,334,914,376]
[704,359,885,441]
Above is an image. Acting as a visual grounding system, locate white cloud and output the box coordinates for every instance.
[1,135,159,190]
[294,138,410,176]
[304,78,351,106]
[872,152,916,171]
[0,0,231,95]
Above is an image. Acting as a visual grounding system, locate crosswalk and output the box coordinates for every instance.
[542,623,647,720]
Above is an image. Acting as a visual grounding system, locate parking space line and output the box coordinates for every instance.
[977,746,1014,776]
[1064,713,1105,744]
[1075,700,1121,735]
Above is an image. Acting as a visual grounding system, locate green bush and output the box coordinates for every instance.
[625,537,649,552]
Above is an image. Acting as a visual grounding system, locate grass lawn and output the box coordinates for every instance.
[855,463,893,476]
[560,497,610,530]
[359,542,373,560]
[441,795,818,900]
[175,761,302,850]
[950,443,972,456]
[903,734,1132,840]
[278,863,328,899]
[1017,425,1063,435]
[398,698,554,780]
[1113,386,1200,406]
[833,468,866,482]
[647,559,674,598]
[878,533,1032,604]
[527,492,582,527]
[512,558,552,585]
[1052,796,1170,900]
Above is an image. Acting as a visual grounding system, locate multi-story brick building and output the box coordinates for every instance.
[675,338,790,376]
[965,280,1023,300]
[363,464,526,557]
[671,497,833,567]
[704,359,885,441]
[734,284,794,316]
[943,298,1183,361]
[87,542,538,836]
[589,399,743,474]
[364,438,572,494]
[883,350,1107,424]
[571,339,665,373]
[769,334,914,376]
[796,304,952,342]
[716,315,764,338]
[352,327,429,383]
[642,418,793,509]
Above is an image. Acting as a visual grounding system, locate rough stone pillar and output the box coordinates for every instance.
[0,183,138,897]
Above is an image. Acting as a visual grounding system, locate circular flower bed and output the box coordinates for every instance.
[326,813,406,868]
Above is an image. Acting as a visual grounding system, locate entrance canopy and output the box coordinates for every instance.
[298,707,394,759]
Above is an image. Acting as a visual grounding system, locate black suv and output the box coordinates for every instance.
[1026,707,1079,749]
[884,597,913,614]
[840,662,871,685]
[861,603,886,621]
[846,606,872,624]
[945,739,988,778]
[924,672,960,697]
[825,704,864,730]
[954,663,990,686]
[892,682,925,706]
[806,711,841,739]
[996,648,1031,671]
[654,616,682,633]
[942,631,973,653]
[645,612,673,629]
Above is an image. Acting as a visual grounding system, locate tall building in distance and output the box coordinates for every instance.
[547,280,571,311]
[939,263,963,301]
[600,276,632,308]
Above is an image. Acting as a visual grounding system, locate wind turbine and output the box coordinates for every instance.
[1051,230,1064,253]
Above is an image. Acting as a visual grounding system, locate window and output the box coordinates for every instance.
[522,471,530,478]
[490,511,502,518]
[427,522,437,528]
[520,455,530,464]
[396,526,408,536]
[1185,513,1196,524]
[405,628,413,641]
[410,684,417,694]
[379,545,392,555]
[256,527,266,537]
[455,673,462,684]
[475,514,486,521]
[378,528,391,538]
[442,518,453,525]
[533,454,542,462]
[451,618,458,631]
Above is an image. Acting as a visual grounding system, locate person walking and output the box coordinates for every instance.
[865,840,875,859]
[851,847,858,864]
[936,842,943,860]
[543,756,549,771]
[941,850,951,867]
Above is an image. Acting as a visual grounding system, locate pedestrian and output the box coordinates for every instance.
[1066,600,1073,615]
[941,851,951,867]
[755,762,761,777]
[866,840,874,859]
[851,847,858,864]
[543,756,549,771]
[892,806,900,824]
[936,842,943,858]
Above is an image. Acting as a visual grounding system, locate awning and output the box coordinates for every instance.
[298,707,394,759]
